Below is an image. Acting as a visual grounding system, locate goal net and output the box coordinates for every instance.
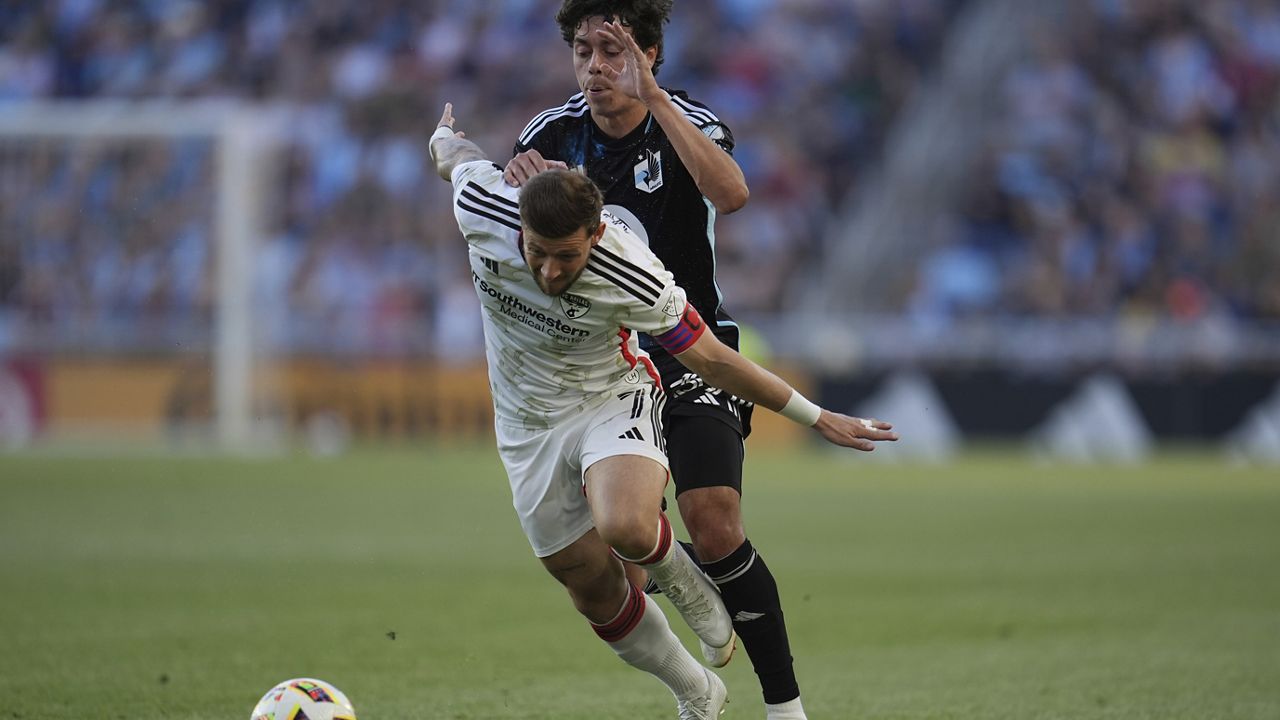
[0,100,495,454]
[0,101,283,452]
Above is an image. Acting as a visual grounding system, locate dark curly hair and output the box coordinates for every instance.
[556,0,674,76]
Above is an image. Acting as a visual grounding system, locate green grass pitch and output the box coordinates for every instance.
[2,446,1278,719]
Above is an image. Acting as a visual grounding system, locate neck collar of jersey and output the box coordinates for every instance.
[591,111,654,148]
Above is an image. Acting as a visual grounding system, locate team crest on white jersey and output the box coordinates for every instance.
[559,292,592,319]
[634,150,663,193]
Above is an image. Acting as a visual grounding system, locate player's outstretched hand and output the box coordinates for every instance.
[504,150,569,187]
[437,102,463,137]
[431,102,466,163]
[596,21,664,106]
[812,412,898,452]
[431,102,493,180]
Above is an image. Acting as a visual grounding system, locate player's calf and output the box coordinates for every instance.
[616,514,737,667]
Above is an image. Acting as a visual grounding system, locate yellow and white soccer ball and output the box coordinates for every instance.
[251,678,356,720]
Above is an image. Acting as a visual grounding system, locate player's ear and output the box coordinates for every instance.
[644,45,658,69]
[590,222,606,246]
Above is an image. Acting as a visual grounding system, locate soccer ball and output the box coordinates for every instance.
[250,678,356,720]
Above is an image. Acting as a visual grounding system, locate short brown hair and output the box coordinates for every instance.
[557,0,674,76]
[519,170,603,240]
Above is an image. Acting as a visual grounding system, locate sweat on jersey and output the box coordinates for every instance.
[514,89,741,370]
[450,160,707,430]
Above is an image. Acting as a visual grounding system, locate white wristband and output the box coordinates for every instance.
[779,389,822,426]
[429,126,454,160]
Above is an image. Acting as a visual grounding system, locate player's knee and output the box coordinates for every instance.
[596,515,657,561]
[686,516,745,563]
[680,492,745,561]
[691,520,747,561]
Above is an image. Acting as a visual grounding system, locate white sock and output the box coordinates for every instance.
[614,514,732,651]
[591,585,709,701]
[766,696,807,719]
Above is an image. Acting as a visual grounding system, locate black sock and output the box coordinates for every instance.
[701,538,800,704]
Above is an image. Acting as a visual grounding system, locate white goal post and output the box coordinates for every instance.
[0,101,286,451]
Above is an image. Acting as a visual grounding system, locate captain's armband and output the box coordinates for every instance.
[653,305,707,355]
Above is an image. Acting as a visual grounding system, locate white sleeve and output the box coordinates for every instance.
[597,232,710,356]
[451,161,522,245]
[628,282,688,337]
[589,229,684,336]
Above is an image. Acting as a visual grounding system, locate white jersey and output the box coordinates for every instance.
[450,160,705,430]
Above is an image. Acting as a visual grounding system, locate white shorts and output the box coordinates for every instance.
[496,385,668,558]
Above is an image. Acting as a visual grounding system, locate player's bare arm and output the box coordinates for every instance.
[673,326,898,451]
[596,21,748,214]
[430,103,486,181]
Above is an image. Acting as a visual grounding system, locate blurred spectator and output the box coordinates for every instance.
[913,0,1280,324]
[1,0,962,357]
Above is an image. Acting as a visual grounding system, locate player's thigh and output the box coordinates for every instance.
[667,414,747,558]
[580,386,670,546]
[495,420,595,559]
[584,453,669,529]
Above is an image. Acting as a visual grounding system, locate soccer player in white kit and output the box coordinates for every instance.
[431,103,897,719]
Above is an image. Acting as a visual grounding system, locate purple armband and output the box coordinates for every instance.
[653,305,707,355]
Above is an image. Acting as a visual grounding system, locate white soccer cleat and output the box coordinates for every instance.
[700,628,737,668]
[677,667,728,719]
[656,550,735,666]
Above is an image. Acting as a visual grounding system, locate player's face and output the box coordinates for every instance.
[523,222,604,296]
[572,16,651,117]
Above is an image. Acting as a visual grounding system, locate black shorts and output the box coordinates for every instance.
[666,413,747,496]
[658,363,754,496]
[662,368,754,438]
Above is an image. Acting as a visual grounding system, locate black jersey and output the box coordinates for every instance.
[514,89,741,373]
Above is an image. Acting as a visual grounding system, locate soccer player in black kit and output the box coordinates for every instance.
[505,2,808,718]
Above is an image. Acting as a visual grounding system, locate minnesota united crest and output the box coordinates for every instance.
[560,292,592,319]
[634,149,663,193]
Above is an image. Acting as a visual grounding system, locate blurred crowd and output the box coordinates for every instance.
[3,0,1276,362]
[0,137,214,351]
[0,0,961,356]
[911,0,1280,324]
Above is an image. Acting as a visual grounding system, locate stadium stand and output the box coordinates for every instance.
[910,0,1280,323]
[0,0,966,356]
